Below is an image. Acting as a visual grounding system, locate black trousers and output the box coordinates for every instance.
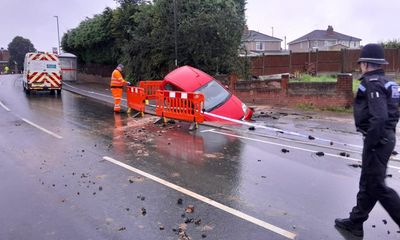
[350,130,400,226]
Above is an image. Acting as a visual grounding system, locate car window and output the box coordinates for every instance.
[196,80,230,111]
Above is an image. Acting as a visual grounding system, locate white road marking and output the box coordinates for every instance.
[0,101,10,112]
[63,83,115,99]
[102,156,297,239]
[200,128,215,133]
[203,112,363,149]
[21,118,63,139]
[208,129,400,171]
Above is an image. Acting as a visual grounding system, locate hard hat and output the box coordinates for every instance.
[357,43,388,65]
[117,64,124,68]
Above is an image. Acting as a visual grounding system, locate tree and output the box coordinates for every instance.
[380,39,400,49]
[62,0,247,80]
[61,7,117,65]
[8,36,36,71]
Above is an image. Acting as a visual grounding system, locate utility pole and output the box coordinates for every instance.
[173,0,178,67]
[54,16,61,54]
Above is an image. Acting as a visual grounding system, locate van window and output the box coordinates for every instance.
[29,60,59,72]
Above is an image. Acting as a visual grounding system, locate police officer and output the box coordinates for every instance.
[335,44,400,237]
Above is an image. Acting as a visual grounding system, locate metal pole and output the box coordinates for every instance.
[54,16,61,54]
[173,0,178,67]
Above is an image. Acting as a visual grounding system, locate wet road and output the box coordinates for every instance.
[1,74,400,240]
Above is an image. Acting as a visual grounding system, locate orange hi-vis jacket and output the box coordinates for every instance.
[110,69,128,87]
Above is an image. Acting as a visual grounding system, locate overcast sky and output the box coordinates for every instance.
[1,0,399,52]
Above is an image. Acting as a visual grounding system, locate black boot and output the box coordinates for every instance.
[335,218,364,237]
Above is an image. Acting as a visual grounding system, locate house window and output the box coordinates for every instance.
[256,42,264,51]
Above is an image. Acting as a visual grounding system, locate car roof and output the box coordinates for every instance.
[163,65,214,92]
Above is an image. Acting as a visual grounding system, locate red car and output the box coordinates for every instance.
[161,65,253,121]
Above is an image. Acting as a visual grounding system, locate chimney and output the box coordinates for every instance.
[327,25,334,33]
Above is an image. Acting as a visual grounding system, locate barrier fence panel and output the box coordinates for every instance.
[139,80,163,100]
[156,90,205,123]
[126,86,146,114]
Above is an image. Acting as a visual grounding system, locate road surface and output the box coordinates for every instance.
[1,74,400,239]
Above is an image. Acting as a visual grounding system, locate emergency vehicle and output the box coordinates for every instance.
[22,52,62,94]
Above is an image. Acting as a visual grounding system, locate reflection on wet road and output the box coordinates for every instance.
[1,75,400,240]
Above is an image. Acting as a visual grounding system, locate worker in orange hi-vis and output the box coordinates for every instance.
[110,64,130,112]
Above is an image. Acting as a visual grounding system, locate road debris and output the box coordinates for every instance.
[248,126,255,131]
[185,205,194,213]
[348,164,362,168]
[141,207,147,216]
[308,135,315,140]
[194,219,202,225]
[177,198,183,205]
[382,219,387,225]
[281,148,290,153]
[315,151,324,156]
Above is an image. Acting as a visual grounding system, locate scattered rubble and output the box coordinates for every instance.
[141,207,147,216]
[185,205,194,213]
[281,148,290,153]
[315,152,324,157]
[348,164,362,168]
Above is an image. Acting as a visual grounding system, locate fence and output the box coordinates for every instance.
[225,73,354,108]
[249,48,400,77]
[139,80,163,100]
[155,90,205,124]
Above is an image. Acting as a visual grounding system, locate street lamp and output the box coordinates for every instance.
[54,16,61,54]
[173,0,178,67]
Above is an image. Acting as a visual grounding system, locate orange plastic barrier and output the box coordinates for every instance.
[126,86,146,114]
[139,80,163,100]
[155,90,205,124]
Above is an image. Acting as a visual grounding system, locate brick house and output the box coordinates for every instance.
[0,48,10,71]
[288,26,361,52]
[241,29,282,56]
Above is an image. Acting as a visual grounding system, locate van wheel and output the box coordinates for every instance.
[50,90,55,95]
[56,89,62,95]
[25,87,30,95]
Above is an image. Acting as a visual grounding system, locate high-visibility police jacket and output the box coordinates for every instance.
[110,69,128,88]
[354,69,399,148]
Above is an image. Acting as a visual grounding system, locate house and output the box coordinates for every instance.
[0,48,10,71]
[241,28,282,56]
[288,26,361,52]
